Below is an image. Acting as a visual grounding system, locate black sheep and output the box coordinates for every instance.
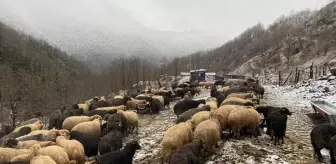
[210,85,217,97]
[16,133,56,142]
[175,105,211,124]
[150,99,162,114]
[156,91,173,101]
[98,130,123,155]
[169,141,203,164]
[135,95,153,102]
[310,124,336,162]
[86,109,117,118]
[70,131,99,157]
[253,84,265,98]
[255,106,292,127]
[95,140,141,164]
[105,113,128,137]
[18,118,40,127]
[269,113,288,145]
[265,108,292,136]
[109,96,132,106]
[215,91,225,108]
[173,99,206,117]
[49,106,84,130]
[162,95,171,109]
[330,135,336,164]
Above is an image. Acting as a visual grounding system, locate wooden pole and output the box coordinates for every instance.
[297,70,300,83]
[278,71,281,86]
[283,71,292,86]
[315,66,318,78]
[295,68,298,83]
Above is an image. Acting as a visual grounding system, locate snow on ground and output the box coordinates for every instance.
[126,83,334,164]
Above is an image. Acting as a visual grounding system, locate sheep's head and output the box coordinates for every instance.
[34,120,43,130]
[280,107,293,115]
[4,138,18,148]
[57,129,70,138]
[125,140,141,150]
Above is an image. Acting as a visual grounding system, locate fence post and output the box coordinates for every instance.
[315,66,318,78]
[297,70,300,83]
[295,68,298,83]
[278,71,281,86]
[310,63,314,79]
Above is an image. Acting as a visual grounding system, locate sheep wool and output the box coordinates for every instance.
[126,99,146,110]
[210,105,241,130]
[31,155,57,164]
[114,95,123,99]
[228,107,260,138]
[37,145,70,164]
[56,136,85,164]
[62,115,101,131]
[152,95,164,106]
[227,93,253,99]
[161,122,193,161]
[190,111,210,130]
[71,118,102,137]
[14,120,43,132]
[28,129,70,138]
[78,104,89,113]
[193,117,221,152]
[117,110,139,133]
[0,147,31,162]
[95,105,126,111]
[205,100,218,111]
[221,97,254,107]
[15,140,56,149]
[218,86,230,93]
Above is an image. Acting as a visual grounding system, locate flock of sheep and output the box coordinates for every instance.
[0,77,299,164]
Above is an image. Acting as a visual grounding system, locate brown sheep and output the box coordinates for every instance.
[95,105,126,111]
[13,120,43,132]
[78,103,89,113]
[161,121,193,162]
[126,99,147,110]
[56,136,85,164]
[190,111,210,130]
[218,86,230,93]
[210,105,243,130]
[198,81,213,88]
[183,95,191,100]
[62,115,101,131]
[31,155,57,164]
[117,110,139,133]
[0,147,33,162]
[205,98,218,111]
[228,107,260,139]
[193,116,221,152]
[37,145,70,164]
[152,95,164,106]
[28,129,70,138]
[4,138,55,149]
[221,97,254,107]
[71,118,102,137]
[227,93,253,99]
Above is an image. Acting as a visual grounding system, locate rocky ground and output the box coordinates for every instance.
[126,85,332,164]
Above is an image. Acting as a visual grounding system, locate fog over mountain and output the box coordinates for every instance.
[0,0,331,70]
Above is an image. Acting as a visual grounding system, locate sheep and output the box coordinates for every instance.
[126,99,146,111]
[265,107,292,136]
[226,93,253,99]
[78,104,89,113]
[49,109,63,130]
[210,85,217,97]
[161,121,193,162]
[0,127,32,145]
[109,96,132,106]
[94,140,141,164]
[190,111,210,130]
[105,113,128,136]
[224,79,248,87]
[330,135,336,164]
[173,99,206,117]
[269,113,288,146]
[95,105,126,111]
[117,110,139,134]
[213,80,226,86]
[135,94,153,102]
[215,91,225,107]
[253,84,265,98]
[311,125,336,162]
[85,109,117,118]
[210,105,241,130]
[255,106,292,127]
[56,136,85,164]
[193,116,221,152]
[198,81,213,88]
[98,130,123,155]
[18,118,40,127]
[31,156,57,164]
[162,95,171,109]
[183,95,191,100]
[149,98,162,114]
[206,98,218,111]
[221,97,254,107]
[62,115,102,131]
[0,147,33,162]
[3,138,55,149]
[15,133,57,142]
[152,95,164,106]
[175,105,211,124]
[169,140,203,164]
[218,86,230,93]
[69,131,99,157]
[223,86,257,99]
[13,120,43,133]
[228,107,260,139]
[28,129,69,138]
[71,118,102,137]
[37,145,70,164]
[114,95,123,99]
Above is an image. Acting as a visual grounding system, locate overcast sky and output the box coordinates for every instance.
[0,0,332,44]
